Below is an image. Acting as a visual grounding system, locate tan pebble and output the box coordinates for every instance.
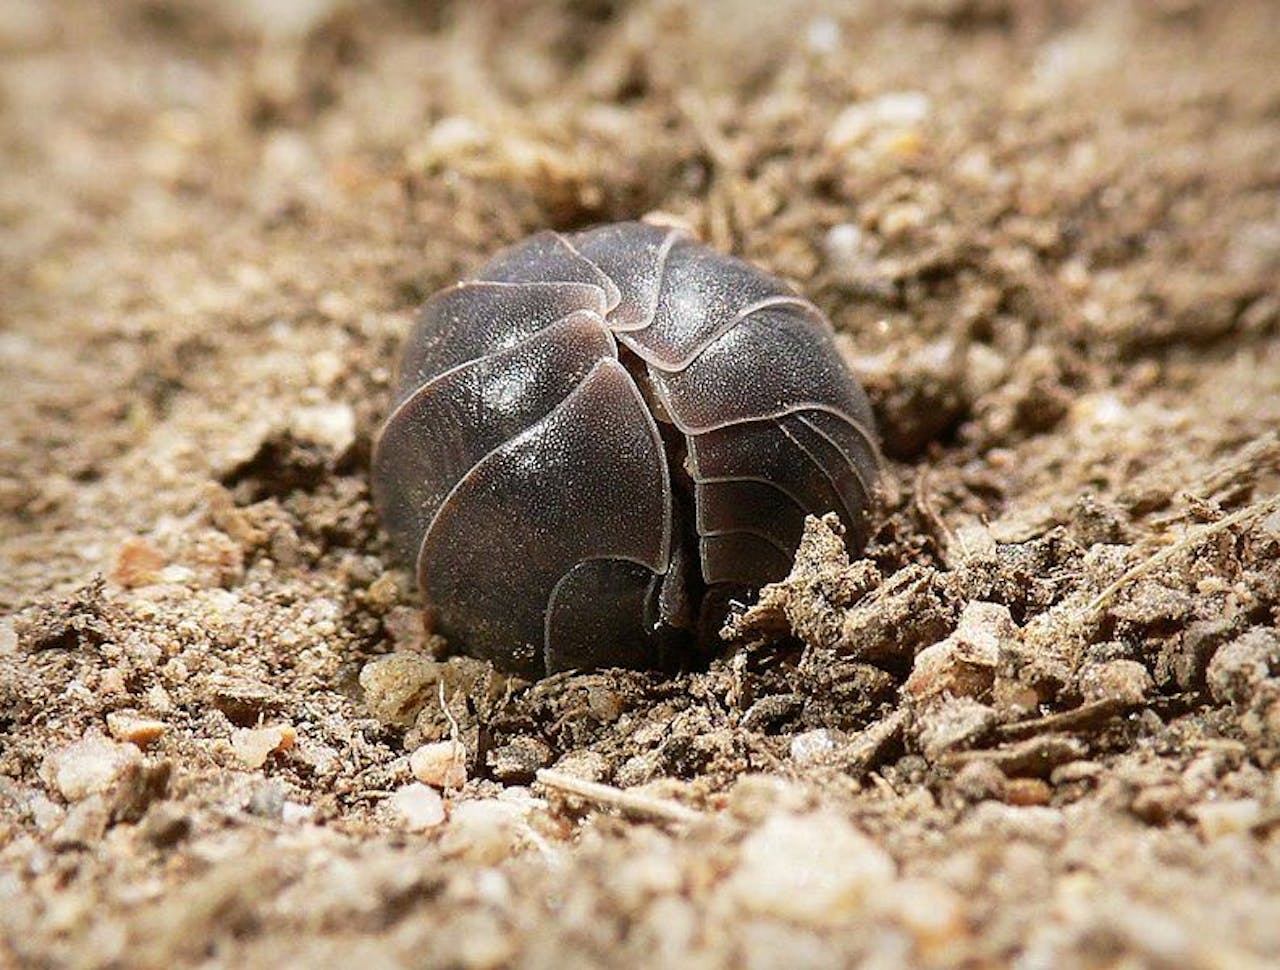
[41,736,142,802]
[110,537,167,588]
[28,792,65,833]
[106,712,167,748]
[230,725,296,769]
[203,484,267,546]
[359,653,441,727]
[97,667,128,697]
[410,740,467,789]
[914,697,998,761]
[904,602,1012,704]
[147,683,175,712]
[549,749,610,783]
[952,760,1006,802]
[964,343,1009,397]
[1078,659,1151,705]
[1049,760,1103,786]
[364,573,400,611]
[1002,778,1052,806]
[388,783,446,832]
[52,795,110,848]
[586,685,624,722]
[1207,629,1279,707]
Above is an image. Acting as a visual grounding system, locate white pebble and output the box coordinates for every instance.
[290,401,356,455]
[726,810,895,925]
[789,729,839,766]
[231,724,296,770]
[281,801,315,825]
[827,91,930,152]
[41,736,141,802]
[389,783,446,832]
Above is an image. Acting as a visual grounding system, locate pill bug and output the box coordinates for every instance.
[373,221,879,679]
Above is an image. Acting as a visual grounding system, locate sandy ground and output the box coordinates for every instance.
[3,0,1280,967]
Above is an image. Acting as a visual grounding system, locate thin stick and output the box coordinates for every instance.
[535,769,705,826]
[1087,492,1280,617]
[439,678,461,742]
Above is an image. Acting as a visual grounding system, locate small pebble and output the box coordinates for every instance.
[1003,778,1052,807]
[1207,629,1278,707]
[231,724,296,770]
[789,729,839,766]
[359,653,441,727]
[487,737,553,785]
[550,749,610,783]
[410,740,467,790]
[904,602,1013,705]
[109,537,166,588]
[290,401,356,455]
[726,810,895,926]
[41,736,142,802]
[52,795,109,848]
[389,783,446,832]
[952,760,1007,803]
[1078,659,1152,705]
[827,91,930,153]
[441,799,532,864]
[106,712,167,748]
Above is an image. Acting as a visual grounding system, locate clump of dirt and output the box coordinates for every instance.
[3,1,1280,967]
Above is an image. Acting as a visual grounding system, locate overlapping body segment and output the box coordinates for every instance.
[373,221,879,677]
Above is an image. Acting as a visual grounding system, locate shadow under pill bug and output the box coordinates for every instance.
[373,221,880,678]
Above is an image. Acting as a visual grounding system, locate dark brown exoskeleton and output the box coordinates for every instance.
[373,222,879,678]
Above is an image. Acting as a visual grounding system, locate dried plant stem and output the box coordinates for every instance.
[1088,492,1280,617]
[535,769,705,825]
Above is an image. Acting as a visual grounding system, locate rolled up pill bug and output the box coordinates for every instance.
[373,221,879,679]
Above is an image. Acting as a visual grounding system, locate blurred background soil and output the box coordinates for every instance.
[2,1,1280,967]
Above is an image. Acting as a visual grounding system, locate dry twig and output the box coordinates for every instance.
[535,769,705,825]
[1087,492,1280,617]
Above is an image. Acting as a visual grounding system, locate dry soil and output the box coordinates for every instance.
[3,1,1280,968]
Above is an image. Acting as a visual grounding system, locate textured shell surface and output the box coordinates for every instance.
[373,221,879,678]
